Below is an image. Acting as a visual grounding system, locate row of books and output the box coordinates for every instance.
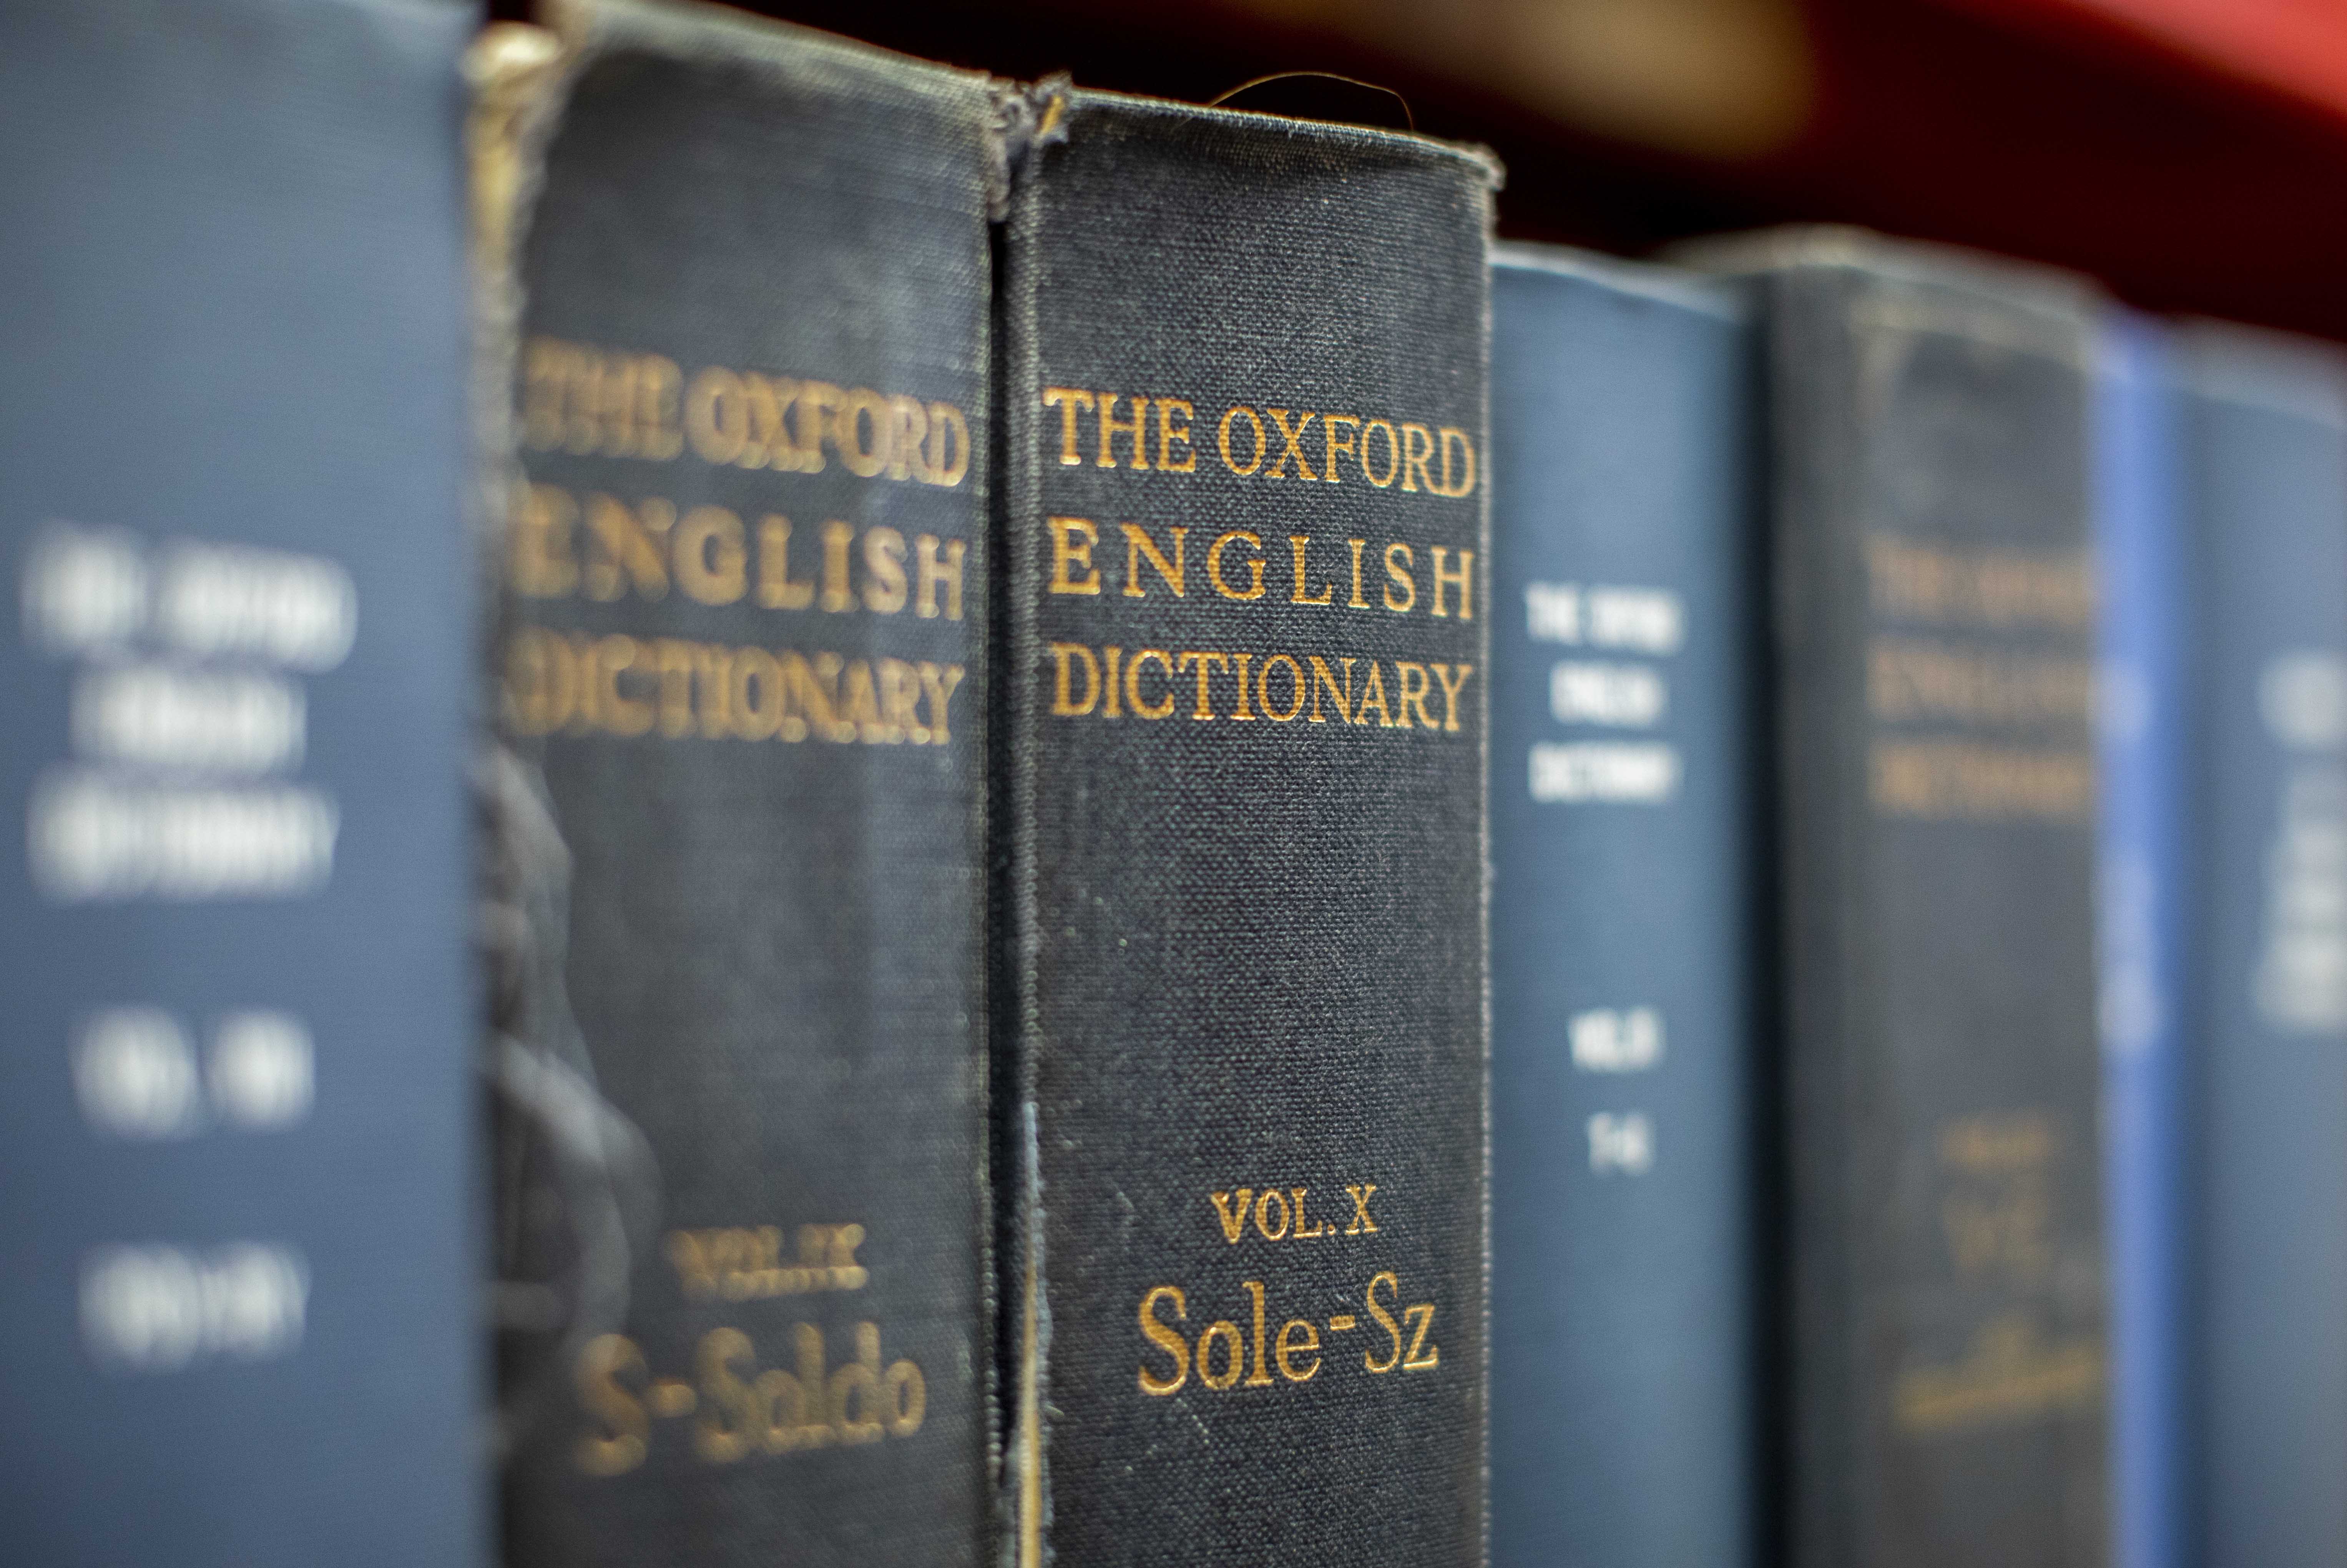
[6,1,2345,1566]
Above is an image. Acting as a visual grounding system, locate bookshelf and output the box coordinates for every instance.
[490,0,2347,340]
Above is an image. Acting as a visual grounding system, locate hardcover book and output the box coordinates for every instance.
[2091,314,2188,1568]
[483,5,995,1566]
[0,2,483,1563]
[994,87,1498,1568]
[2175,322,2347,1568]
[1488,245,1759,1568]
[1685,229,2108,1568]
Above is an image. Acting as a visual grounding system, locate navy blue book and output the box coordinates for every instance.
[2177,323,2347,1566]
[0,2,482,1565]
[2092,315,2189,1568]
[1488,245,1758,1568]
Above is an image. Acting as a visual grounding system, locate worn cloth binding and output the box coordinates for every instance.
[486,4,996,1565]
[995,86,1498,1568]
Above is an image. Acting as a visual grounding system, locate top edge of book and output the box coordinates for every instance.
[2171,316,2347,428]
[543,0,998,101]
[1493,239,1743,321]
[1671,223,2100,349]
[1051,83,1503,184]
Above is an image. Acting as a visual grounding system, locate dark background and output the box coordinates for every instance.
[486,0,2347,342]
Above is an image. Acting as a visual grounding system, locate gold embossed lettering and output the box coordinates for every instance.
[1259,655,1305,723]
[757,517,815,609]
[1219,406,1266,476]
[925,401,970,487]
[819,521,855,613]
[1276,1319,1320,1382]
[1098,392,1148,470]
[918,663,965,744]
[1048,517,1102,595]
[1360,419,1401,488]
[1289,536,1334,605]
[1242,1280,1275,1387]
[862,526,909,614]
[1042,387,1093,466]
[1307,657,1354,724]
[674,506,747,605]
[1264,409,1319,480]
[512,483,579,597]
[1138,1285,1189,1394]
[1321,413,1359,483]
[1435,427,1477,497]
[1156,397,1197,472]
[1208,531,1266,600]
[1198,1319,1244,1390]
[1122,524,1187,598]
[915,535,965,620]
[585,494,672,601]
[1430,546,1473,620]
[1126,649,1177,720]
[1400,423,1435,492]
[1178,651,1228,719]
[1050,643,1099,716]
[1383,543,1415,613]
[1395,663,1433,729]
[576,1334,649,1475]
[1432,663,1473,733]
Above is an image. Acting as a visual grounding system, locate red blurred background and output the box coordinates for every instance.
[487,0,2347,339]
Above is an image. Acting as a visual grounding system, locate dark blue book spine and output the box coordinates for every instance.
[488,9,997,1568]
[1683,230,2107,1568]
[2180,325,2347,1566]
[2092,314,2188,1568]
[1488,246,1757,1568]
[0,2,482,1563]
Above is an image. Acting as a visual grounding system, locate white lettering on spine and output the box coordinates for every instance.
[22,524,350,904]
[2253,652,2347,1031]
[1530,741,1679,804]
[1569,1007,1664,1072]
[31,776,336,900]
[81,1243,309,1371]
[1587,1113,1654,1175]
[1526,580,1684,806]
[1550,660,1666,727]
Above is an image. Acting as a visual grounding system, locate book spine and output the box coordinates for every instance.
[488,4,995,1565]
[997,89,1495,1568]
[2091,314,2188,1568]
[0,2,483,1564]
[1752,242,2108,1568]
[2179,324,2347,1567]
[1487,249,1758,1568]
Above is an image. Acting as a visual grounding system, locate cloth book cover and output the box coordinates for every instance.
[2091,313,2188,1568]
[0,2,483,1563]
[2174,322,2347,1568]
[1487,244,1759,1568]
[1684,228,2108,1568]
[484,3,995,1565]
[994,85,1498,1568]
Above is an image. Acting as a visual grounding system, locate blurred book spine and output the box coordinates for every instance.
[1685,228,2109,1568]
[1487,244,1760,1568]
[0,1,483,1563]
[483,3,996,1565]
[2092,311,2188,1568]
[2175,321,2347,1567]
